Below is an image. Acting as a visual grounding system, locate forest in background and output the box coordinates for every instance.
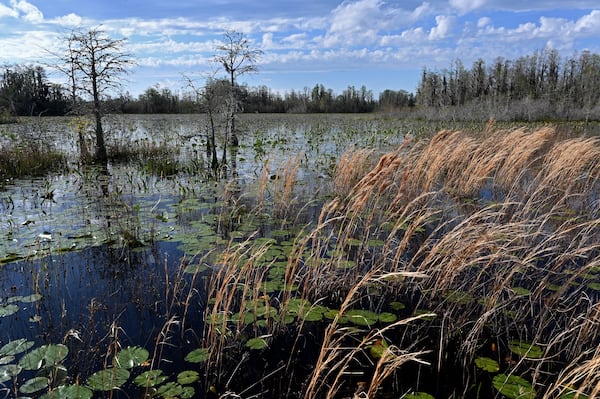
[1,48,599,121]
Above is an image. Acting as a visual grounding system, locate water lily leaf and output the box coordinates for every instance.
[587,282,600,291]
[492,374,535,399]
[185,348,210,363]
[369,338,389,359]
[444,290,474,304]
[19,344,68,370]
[114,346,149,369]
[378,312,397,323]
[134,370,168,387]
[300,305,327,322]
[184,263,207,274]
[19,293,43,303]
[0,364,22,383]
[0,356,14,364]
[405,393,435,399]
[0,338,34,356]
[475,357,500,373]
[177,370,200,385]
[40,384,93,399]
[86,368,130,391]
[345,309,378,327]
[508,341,543,359]
[19,377,49,394]
[512,287,531,296]
[246,337,268,350]
[0,304,19,317]
[157,382,186,398]
[390,301,406,311]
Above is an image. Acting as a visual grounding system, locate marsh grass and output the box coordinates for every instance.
[0,139,66,178]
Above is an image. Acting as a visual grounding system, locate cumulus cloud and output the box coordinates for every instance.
[449,0,486,14]
[575,9,600,34]
[429,15,455,39]
[10,0,43,23]
[0,2,18,18]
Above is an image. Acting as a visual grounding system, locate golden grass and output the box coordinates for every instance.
[198,125,599,398]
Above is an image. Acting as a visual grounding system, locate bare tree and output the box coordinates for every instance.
[63,27,132,163]
[213,30,262,147]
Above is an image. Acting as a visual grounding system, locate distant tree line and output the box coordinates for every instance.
[3,49,600,121]
[416,49,600,120]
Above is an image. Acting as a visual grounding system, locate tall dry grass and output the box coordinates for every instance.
[326,126,600,397]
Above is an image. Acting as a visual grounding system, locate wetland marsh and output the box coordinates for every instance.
[0,114,599,399]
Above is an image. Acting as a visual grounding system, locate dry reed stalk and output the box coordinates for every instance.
[273,153,304,219]
[333,148,377,198]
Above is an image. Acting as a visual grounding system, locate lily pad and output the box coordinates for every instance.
[19,377,50,394]
[86,368,130,391]
[184,263,207,274]
[378,312,397,323]
[114,346,149,369]
[405,393,435,399]
[508,340,543,359]
[177,370,200,385]
[475,356,500,373]
[185,347,210,363]
[19,344,69,370]
[0,304,19,317]
[0,338,34,356]
[246,337,268,350]
[345,309,378,327]
[492,374,535,399]
[19,293,43,303]
[0,364,22,383]
[134,370,168,387]
[40,384,93,399]
[157,382,194,398]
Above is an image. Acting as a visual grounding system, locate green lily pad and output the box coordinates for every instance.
[184,263,207,274]
[443,290,474,304]
[492,374,535,399]
[475,357,500,373]
[405,393,435,399]
[157,382,194,398]
[0,304,19,317]
[40,384,93,399]
[246,337,268,350]
[114,346,149,369]
[512,287,531,296]
[378,312,397,323]
[134,370,168,387]
[19,293,43,303]
[587,282,600,291]
[185,347,210,363]
[177,370,200,385]
[0,364,22,383]
[0,356,14,364]
[508,340,543,359]
[86,368,130,391]
[19,377,50,394]
[0,338,34,356]
[18,344,68,370]
[369,338,389,359]
[390,301,406,311]
[345,309,378,327]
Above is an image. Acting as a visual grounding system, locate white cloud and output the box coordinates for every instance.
[449,0,486,14]
[10,0,43,23]
[575,10,600,34]
[429,15,455,39]
[51,13,84,27]
[0,2,18,18]
[477,17,491,28]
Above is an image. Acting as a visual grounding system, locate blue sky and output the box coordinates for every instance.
[1,0,599,97]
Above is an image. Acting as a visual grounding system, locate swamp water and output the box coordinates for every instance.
[1,115,598,399]
[0,114,417,398]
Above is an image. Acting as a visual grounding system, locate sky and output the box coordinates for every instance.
[0,0,599,98]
